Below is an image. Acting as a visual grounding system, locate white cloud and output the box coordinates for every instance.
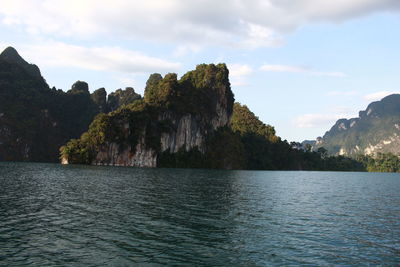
[295,113,348,128]
[231,80,250,87]
[260,64,347,77]
[328,106,357,115]
[260,64,306,73]
[0,0,399,49]
[235,21,283,48]
[172,45,202,57]
[18,41,181,74]
[229,64,253,77]
[295,105,357,128]
[115,76,137,88]
[364,90,399,102]
[228,63,253,87]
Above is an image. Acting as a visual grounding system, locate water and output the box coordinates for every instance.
[0,162,399,266]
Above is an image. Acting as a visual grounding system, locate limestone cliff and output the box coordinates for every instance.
[315,94,400,156]
[61,64,235,167]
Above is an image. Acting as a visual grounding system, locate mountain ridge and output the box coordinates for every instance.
[0,47,143,161]
[314,94,400,156]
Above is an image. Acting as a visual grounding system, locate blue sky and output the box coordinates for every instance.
[1,0,399,142]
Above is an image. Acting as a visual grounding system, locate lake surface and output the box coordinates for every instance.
[0,162,399,266]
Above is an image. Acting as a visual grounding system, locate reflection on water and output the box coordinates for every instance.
[0,162,399,266]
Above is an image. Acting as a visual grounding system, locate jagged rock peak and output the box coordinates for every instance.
[107,87,142,112]
[0,46,20,59]
[0,46,42,78]
[144,63,234,122]
[69,81,90,94]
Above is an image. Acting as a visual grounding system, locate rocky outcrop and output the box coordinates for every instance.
[0,46,42,79]
[60,64,234,167]
[315,94,400,156]
[107,87,141,112]
[94,140,157,167]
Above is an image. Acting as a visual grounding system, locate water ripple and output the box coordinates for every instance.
[1,163,400,266]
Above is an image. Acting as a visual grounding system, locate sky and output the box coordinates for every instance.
[0,0,399,142]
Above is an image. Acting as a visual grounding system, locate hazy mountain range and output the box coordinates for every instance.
[310,94,400,156]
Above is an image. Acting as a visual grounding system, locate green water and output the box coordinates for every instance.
[0,162,399,266]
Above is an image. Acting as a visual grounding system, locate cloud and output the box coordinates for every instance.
[229,64,253,77]
[295,113,347,128]
[17,41,181,74]
[260,64,347,77]
[364,90,399,102]
[329,106,357,114]
[0,0,399,49]
[295,105,356,128]
[114,76,137,88]
[230,80,250,87]
[228,63,253,87]
[173,45,202,57]
[260,64,306,73]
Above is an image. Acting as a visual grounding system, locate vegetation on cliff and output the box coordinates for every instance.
[302,93,400,172]
[61,64,234,166]
[60,100,170,164]
[0,47,143,162]
[144,64,234,118]
[59,62,385,172]
[108,87,141,112]
[315,94,400,156]
[227,103,365,171]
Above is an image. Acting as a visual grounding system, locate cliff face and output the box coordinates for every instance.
[0,47,143,162]
[159,112,206,153]
[0,47,54,161]
[94,139,157,167]
[0,50,101,162]
[61,64,234,167]
[315,94,400,156]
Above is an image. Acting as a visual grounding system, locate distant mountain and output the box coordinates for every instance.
[0,47,142,161]
[315,94,400,156]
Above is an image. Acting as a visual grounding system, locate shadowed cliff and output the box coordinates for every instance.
[0,47,142,161]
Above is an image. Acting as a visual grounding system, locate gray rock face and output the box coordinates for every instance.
[157,101,230,154]
[91,108,229,167]
[93,139,157,167]
[159,112,205,153]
